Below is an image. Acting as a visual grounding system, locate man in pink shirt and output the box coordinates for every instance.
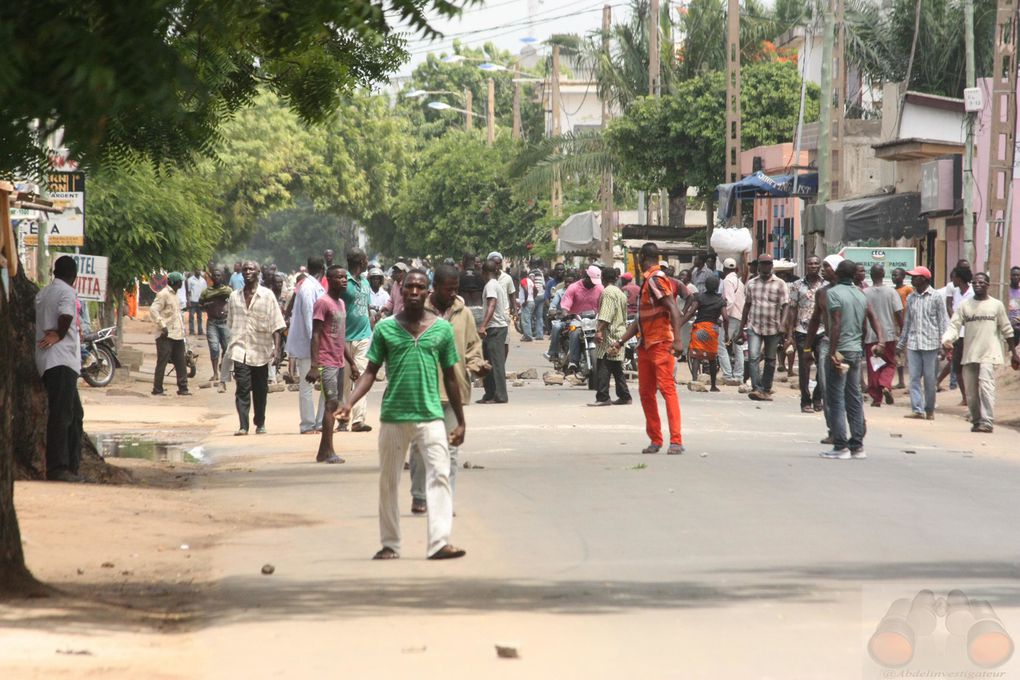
[559,265,605,372]
[307,265,358,464]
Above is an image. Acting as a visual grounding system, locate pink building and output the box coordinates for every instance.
[973,77,1020,276]
[739,143,810,260]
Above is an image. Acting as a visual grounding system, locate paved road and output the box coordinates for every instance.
[170,339,1020,679]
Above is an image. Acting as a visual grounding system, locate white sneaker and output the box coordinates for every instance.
[819,449,851,460]
[850,448,867,459]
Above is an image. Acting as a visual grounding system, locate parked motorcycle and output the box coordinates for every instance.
[166,335,199,379]
[81,326,121,388]
[623,316,638,373]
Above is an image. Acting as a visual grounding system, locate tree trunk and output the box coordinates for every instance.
[9,269,47,477]
[668,185,688,229]
[0,266,40,594]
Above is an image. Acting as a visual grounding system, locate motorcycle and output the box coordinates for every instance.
[81,326,121,388]
[167,335,199,380]
[623,316,638,373]
[552,311,598,386]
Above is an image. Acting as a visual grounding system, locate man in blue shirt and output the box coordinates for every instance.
[228,261,244,290]
[286,256,326,434]
[339,247,374,432]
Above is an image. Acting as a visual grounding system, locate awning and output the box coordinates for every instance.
[716,171,819,221]
[804,192,927,243]
[556,210,603,254]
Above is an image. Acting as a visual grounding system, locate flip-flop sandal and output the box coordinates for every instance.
[373,547,399,560]
[641,444,661,454]
[317,454,345,464]
[667,444,686,455]
[428,545,466,560]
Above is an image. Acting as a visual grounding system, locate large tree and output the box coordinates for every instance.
[605,59,819,227]
[0,0,465,595]
[393,131,543,259]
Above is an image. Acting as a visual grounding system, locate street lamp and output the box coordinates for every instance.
[405,89,462,100]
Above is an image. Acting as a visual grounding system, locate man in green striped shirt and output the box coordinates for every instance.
[591,267,632,406]
[341,269,467,561]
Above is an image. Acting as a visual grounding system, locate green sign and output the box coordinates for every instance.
[838,247,917,278]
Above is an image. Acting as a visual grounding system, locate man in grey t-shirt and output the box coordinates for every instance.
[479,259,509,404]
[863,264,902,407]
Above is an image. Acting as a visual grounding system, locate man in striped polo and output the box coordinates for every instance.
[897,266,949,420]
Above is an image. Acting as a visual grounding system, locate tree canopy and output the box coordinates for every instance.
[392,131,543,259]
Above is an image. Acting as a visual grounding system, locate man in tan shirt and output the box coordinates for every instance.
[941,272,1019,433]
[149,271,191,396]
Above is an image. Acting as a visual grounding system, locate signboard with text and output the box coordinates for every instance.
[70,254,108,302]
[838,247,917,285]
[17,172,85,247]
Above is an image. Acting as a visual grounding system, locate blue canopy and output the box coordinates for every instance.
[716,171,818,222]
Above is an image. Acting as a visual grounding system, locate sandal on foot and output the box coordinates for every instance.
[428,545,466,560]
[372,547,399,560]
[641,443,661,454]
[351,423,373,432]
[667,444,685,455]
[411,498,427,514]
[317,454,345,464]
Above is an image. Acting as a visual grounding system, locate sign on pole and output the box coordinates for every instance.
[17,172,85,247]
[838,246,917,284]
[71,254,108,302]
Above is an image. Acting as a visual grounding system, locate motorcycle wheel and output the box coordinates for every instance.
[82,346,116,388]
[187,356,197,378]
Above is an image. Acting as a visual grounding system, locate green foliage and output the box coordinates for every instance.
[396,41,545,143]
[84,162,221,290]
[604,60,818,225]
[848,0,996,98]
[392,131,543,259]
[208,90,413,255]
[0,0,465,177]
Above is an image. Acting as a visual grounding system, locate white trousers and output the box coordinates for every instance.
[342,338,371,425]
[962,362,996,427]
[295,357,325,433]
[378,421,452,557]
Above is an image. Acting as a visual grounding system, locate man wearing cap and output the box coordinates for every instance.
[150,271,192,396]
[718,258,745,386]
[383,262,409,317]
[367,266,390,326]
[620,272,640,316]
[896,266,949,420]
[559,264,605,373]
[740,253,789,401]
[479,259,511,403]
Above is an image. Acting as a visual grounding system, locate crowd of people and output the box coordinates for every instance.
[31,244,1020,556]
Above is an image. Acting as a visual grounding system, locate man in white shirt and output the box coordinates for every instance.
[186,269,207,336]
[227,261,287,435]
[518,273,537,341]
[942,271,1019,432]
[718,258,746,385]
[479,259,510,404]
[34,256,84,482]
[150,272,191,396]
[285,256,326,434]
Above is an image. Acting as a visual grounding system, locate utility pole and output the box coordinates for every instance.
[600,4,614,265]
[487,78,495,146]
[983,0,1018,295]
[817,0,834,207]
[648,0,661,226]
[551,44,563,219]
[465,87,473,131]
[512,63,522,140]
[832,0,845,200]
[724,0,741,236]
[963,0,976,265]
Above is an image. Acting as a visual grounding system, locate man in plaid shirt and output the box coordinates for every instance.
[740,254,789,401]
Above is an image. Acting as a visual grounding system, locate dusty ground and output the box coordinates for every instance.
[2,314,1019,679]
